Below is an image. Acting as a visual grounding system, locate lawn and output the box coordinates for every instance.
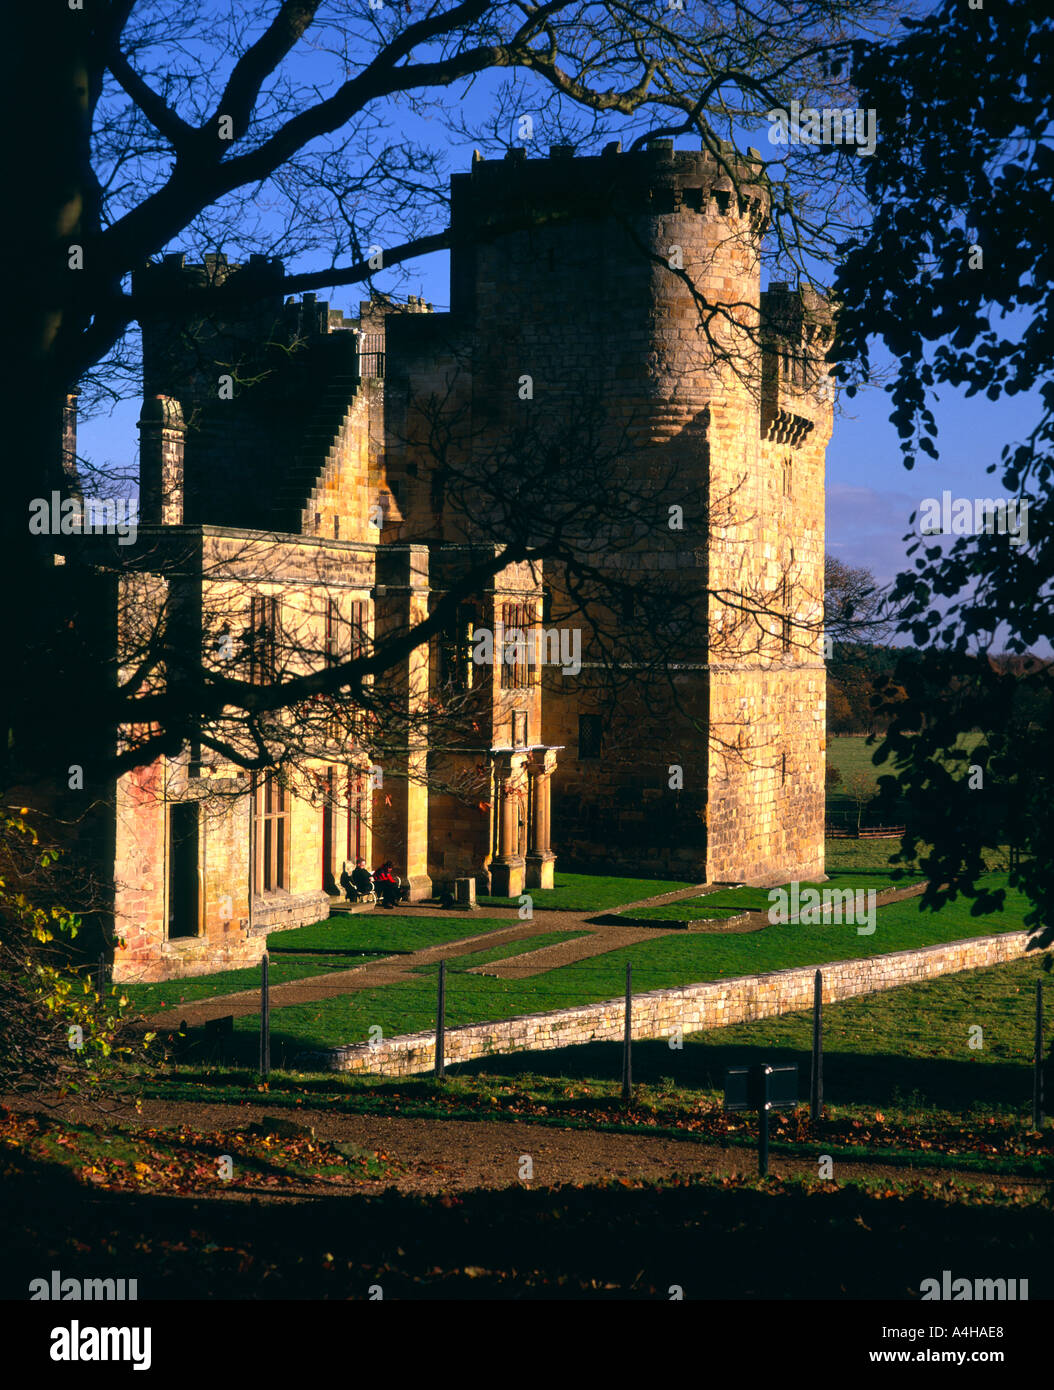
[478,872,697,911]
[229,873,1033,1053]
[826,731,985,816]
[681,953,1049,1117]
[622,868,915,921]
[423,931,587,973]
[266,913,516,954]
[121,953,355,1017]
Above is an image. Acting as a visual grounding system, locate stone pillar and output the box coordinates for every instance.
[138,395,185,525]
[525,748,557,889]
[370,546,432,900]
[489,754,526,897]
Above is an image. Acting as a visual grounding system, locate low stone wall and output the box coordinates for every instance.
[305,930,1040,1076]
[253,890,331,932]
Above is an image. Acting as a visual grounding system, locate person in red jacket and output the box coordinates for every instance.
[373,861,400,909]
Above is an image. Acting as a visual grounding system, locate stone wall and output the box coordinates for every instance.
[312,931,1040,1075]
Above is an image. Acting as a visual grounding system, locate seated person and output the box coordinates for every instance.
[350,858,374,897]
[373,861,401,909]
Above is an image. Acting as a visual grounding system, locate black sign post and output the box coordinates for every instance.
[259,952,270,1080]
[1034,977,1044,1130]
[435,958,446,1080]
[621,963,633,1103]
[724,1064,798,1177]
[810,970,823,1122]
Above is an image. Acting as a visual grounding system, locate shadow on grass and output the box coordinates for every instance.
[164,1026,1036,1116]
[450,1039,1034,1114]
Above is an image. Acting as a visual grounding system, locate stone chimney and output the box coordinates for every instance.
[138,394,185,524]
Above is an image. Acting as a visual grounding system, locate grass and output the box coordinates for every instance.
[161,953,1051,1129]
[826,731,985,814]
[824,836,912,872]
[478,872,697,911]
[623,868,913,921]
[121,954,355,1017]
[223,873,1032,1052]
[266,913,516,954]
[413,931,587,974]
[681,954,1049,1116]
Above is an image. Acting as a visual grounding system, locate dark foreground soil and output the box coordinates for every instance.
[2,1093,1050,1300]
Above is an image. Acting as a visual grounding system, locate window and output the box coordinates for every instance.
[326,598,367,665]
[350,600,368,660]
[578,713,603,760]
[325,598,340,666]
[346,769,367,862]
[253,771,288,894]
[167,802,200,939]
[249,595,278,684]
[439,604,476,691]
[780,578,792,653]
[501,601,533,690]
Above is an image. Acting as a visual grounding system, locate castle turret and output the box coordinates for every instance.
[387,142,829,884]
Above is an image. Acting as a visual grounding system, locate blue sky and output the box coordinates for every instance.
[81,9,1043,645]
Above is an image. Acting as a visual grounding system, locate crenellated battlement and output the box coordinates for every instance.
[451,139,770,231]
[760,281,835,445]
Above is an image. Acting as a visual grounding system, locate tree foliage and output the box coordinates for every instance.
[0,812,146,1092]
[832,0,1054,947]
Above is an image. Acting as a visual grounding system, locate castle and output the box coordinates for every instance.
[77,140,831,982]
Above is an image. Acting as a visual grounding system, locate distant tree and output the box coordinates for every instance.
[826,681,853,734]
[843,770,878,834]
[824,556,893,644]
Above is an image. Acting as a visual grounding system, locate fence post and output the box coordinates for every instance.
[621,962,633,1103]
[758,1067,771,1177]
[435,959,446,1080]
[259,952,270,1080]
[1033,977,1044,1130]
[810,970,823,1122]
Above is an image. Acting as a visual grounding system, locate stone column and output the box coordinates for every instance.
[489,754,526,897]
[525,748,558,889]
[369,546,432,900]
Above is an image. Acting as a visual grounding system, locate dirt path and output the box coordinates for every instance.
[467,922,676,978]
[5,1095,1037,1198]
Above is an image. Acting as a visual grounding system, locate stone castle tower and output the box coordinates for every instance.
[380,139,832,885]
